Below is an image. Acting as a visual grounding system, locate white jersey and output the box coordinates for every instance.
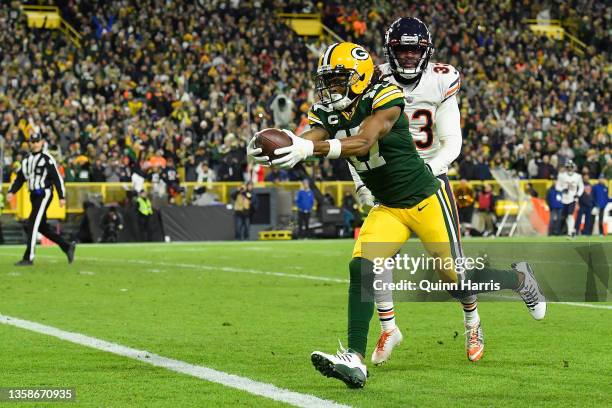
[555,171,584,204]
[378,62,462,176]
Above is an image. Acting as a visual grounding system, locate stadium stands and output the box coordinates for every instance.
[1,0,610,187]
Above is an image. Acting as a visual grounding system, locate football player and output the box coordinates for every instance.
[247,42,546,388]
[555,160,584,237]
[352,17,480,365]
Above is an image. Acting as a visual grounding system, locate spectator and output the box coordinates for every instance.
[295,179,315,239]
[136,190,154,242]
[265,167,289,182]
[161,157,183,204]
[100,206,124,243]
[191,187,221,207]
[592,177,610,235]
[268,93,295,129]
[232,184,252,241]
[0,1,609,184]
[546,184,564,236]
[196,161,215,183]
[475,185,495,237]
[537,155,557,179]
[577,184,595,235]
[454,179,475,235]
[90,158,106,182]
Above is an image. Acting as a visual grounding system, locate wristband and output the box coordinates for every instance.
[326,139,341,159]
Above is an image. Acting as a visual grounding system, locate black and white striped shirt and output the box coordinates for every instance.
[8,152,66,199]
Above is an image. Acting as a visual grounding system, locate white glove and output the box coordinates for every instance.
[246,134,270,165]
[356,185,375,213]
[271,129,314,169]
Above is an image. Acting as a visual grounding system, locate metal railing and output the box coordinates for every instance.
[5,179,607,217]
[523,18,586,55]
[21,4,81,48]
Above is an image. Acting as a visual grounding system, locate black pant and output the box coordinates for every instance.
[138,214,153,241]
[23,189,70,261]
[234,213,250,240]
[298,211,310,238]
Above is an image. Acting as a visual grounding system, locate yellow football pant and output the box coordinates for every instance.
[353,186,461,283]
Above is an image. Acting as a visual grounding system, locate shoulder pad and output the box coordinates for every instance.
[371,82,404,110]
[434,63,461,101]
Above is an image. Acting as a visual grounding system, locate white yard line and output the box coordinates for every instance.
[555,302,612,310]
[480,293,612,310]
[0,253,348,283]
[0,314,350,408]
[87,256,350,283]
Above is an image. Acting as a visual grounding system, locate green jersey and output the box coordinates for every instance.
[308,81,440,207]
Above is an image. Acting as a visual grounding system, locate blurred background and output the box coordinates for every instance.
[0,0,609,243]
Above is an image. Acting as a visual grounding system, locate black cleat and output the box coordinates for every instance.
[66,241,77,264]
[15,260,34,266]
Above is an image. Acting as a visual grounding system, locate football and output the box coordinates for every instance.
[254,128,292,161]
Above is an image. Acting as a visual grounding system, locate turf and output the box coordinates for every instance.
[0,238,610,407]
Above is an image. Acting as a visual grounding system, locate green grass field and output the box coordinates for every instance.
[0,238,610,407]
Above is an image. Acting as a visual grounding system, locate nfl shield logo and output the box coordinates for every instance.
[406,96,414,104]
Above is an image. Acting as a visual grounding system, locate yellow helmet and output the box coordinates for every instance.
[315,42,375,110]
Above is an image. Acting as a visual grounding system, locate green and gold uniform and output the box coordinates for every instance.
[308,79,467,357]
[306,43,520,368]
[308,81,459,264]
[308,81,439,208]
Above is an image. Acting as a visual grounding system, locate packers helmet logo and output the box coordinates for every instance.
[351,47,369,60]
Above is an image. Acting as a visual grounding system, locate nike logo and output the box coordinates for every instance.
[417,203,429,211]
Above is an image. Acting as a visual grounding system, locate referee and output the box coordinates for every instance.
[6,132,76,266]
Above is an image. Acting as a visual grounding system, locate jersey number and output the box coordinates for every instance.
[433,63,450,74]
[411,110,434,149]
[337,127,386,171]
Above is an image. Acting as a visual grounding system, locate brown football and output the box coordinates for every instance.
[254,128,293,161]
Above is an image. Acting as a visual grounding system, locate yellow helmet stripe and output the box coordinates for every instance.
[322,42,340,66]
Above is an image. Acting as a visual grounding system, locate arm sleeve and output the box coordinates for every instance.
[47,155,66,199]
[8,168,26,194]
[427,95,462,176]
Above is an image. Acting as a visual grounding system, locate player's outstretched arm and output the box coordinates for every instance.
[299,126,330,142]
[312,106,402,158]
[270,106,400,168]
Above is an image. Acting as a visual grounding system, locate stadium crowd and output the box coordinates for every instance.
[0,0,610,187]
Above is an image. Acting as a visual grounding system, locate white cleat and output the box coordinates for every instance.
[513,261,546,320]
[311,343,367,388]
[371,327,403,366]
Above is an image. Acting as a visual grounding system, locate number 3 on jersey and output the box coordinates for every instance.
[411,109,433,149]
[337,126,386,171]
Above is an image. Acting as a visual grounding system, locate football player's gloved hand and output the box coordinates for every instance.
[356,185,375,213]
[271,129,314,169]
[246,134,270,165]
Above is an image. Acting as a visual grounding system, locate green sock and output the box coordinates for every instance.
[348,257,374,357]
